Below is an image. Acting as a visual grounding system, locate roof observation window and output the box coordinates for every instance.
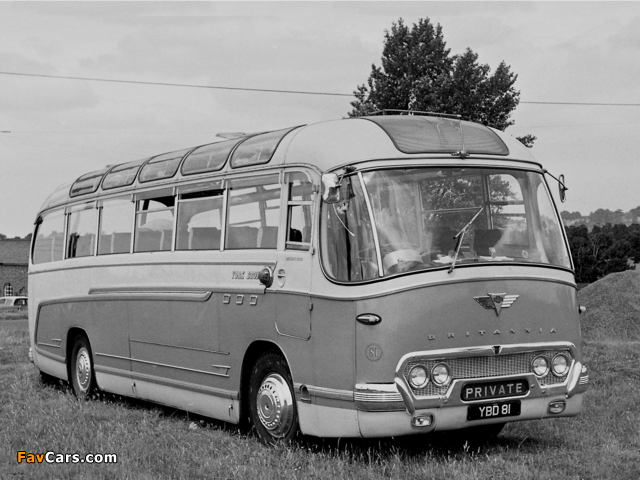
[364,116,509,156]
[138,147,193,183]
[230,126,300,168]
[181,139,243,176]
[102,159,147,190]
[70,168,109,197]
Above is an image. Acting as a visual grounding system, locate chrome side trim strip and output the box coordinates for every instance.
[95,352,230,378]
[94,364,238,399]
[129,338,230,355]
[293,383,353,402]
[30,260,278,276]
[274,322,311,341]
[90,285,265,296]
[89,288,212,301]
[37,342,61,349]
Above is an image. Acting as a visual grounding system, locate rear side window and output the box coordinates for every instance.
[176,188,224,251]
[66,203,97,258]
[134,192,175,252]
[33,209,66,264]
[226,176,281,249]
[98,197,134,255]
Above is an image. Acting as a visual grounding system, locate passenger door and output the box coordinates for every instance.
[274,170,316,340]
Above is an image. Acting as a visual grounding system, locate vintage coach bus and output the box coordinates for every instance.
[29,113,589,444]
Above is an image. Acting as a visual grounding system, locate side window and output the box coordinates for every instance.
[321,175,378,282]
[33,209,65,264]
[98,197,134,255]
[226,176,280,249]
[134,192,175,253]
[286,171,313,251]
[536,182,570,267]
[176,189,224,251]
[66,203,97,258]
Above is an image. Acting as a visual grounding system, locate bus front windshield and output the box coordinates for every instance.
[321,167,571,283]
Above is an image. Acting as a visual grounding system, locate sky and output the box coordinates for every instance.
[1,1,640,238]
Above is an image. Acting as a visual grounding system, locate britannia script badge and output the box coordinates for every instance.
[474,293,519,316]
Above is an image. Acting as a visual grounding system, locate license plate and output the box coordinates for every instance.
[467,400,521,421]
[461,379,529,401]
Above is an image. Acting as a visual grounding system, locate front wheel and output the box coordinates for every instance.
[248,352,299,444]
[70,335,97,400]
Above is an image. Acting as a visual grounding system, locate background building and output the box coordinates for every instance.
[0,239,30,296]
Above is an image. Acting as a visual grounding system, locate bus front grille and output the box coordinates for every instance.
[404,349,571,397]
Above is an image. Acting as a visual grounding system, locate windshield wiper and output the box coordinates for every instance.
[448,206,484,274]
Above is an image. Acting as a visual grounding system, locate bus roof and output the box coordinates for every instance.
[38,115,538,213]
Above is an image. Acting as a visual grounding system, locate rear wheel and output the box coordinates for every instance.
[248,352,299,444]
[70,335,96,400]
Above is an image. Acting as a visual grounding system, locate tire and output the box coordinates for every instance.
[248,351,299,445]
[69,335,97,400]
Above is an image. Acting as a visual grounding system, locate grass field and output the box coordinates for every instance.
[1,310,639,479]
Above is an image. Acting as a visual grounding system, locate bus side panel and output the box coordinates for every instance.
[89,299,132,377]
[128,298,221,388]
[34,303,65,379]
[218,290,278,393]
[309,297,356,392]
[287,296,361,437]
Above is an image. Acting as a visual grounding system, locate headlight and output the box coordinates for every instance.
[431,363,451,386]
[532,355,549,377]
[552,354,570,377]
[408,365,429,388]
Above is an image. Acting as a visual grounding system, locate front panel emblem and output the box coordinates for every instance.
[365,344,383,362]
[474,293,519,316]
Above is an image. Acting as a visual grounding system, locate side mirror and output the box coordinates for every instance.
[558,174,567,203]
[321,173,341,204]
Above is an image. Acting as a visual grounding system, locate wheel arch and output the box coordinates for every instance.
[239,340,290,425]
[65,327,91,379]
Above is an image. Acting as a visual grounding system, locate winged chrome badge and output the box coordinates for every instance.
[474,293,519,316]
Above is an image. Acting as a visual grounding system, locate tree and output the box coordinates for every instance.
[350,18,534,145]
[566,224,635,284]
[628,206,640,224]
[588,208,624,227]
[561,211,584,221]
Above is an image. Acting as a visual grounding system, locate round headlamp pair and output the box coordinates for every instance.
[532,354,570,378]
[408,363,452,389]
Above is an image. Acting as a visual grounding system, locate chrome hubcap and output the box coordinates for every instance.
[256,373,294,438]
[75,347,91,392]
